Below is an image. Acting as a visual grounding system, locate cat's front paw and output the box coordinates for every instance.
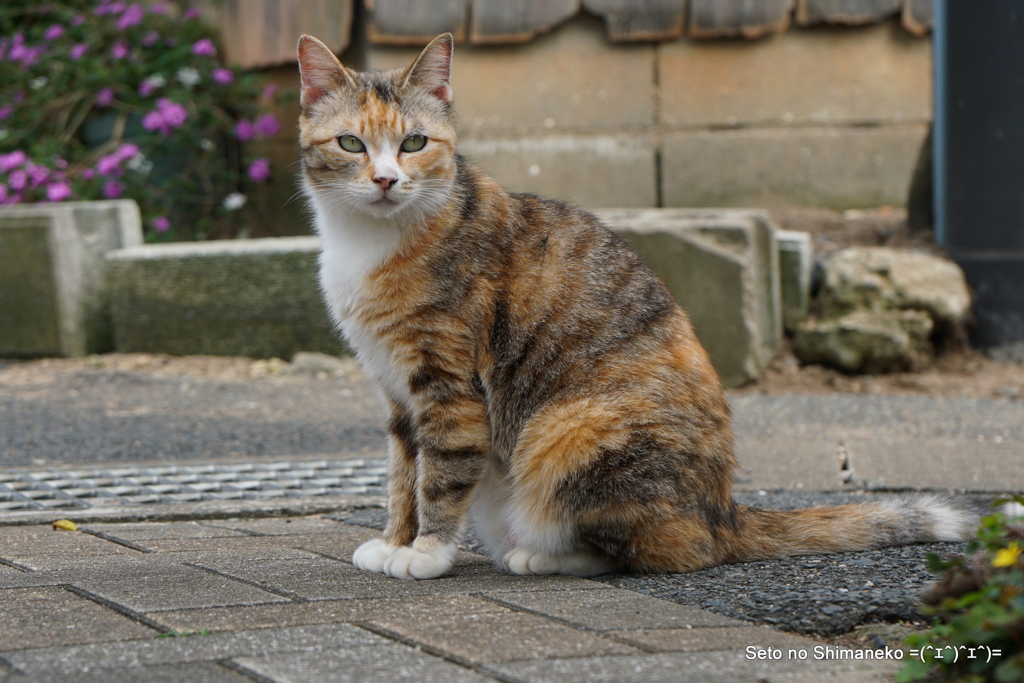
[382,537,458,580]
[352,538,401,573]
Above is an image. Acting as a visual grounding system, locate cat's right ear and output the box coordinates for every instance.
[297,35,356,110]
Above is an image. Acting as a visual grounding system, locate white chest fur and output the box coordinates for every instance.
[310,194,412,407]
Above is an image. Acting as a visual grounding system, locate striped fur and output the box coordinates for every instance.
[297,34,999,580]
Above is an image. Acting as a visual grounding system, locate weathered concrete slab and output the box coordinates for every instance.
[732,437,845,492]
[0,201,141,357]
[605,626,812,653]
[595,208,782,387]
[845,438,1024,492]
[778,230,814,332]
[106,237,346,359]
[459,134,658,209]
[662,124,928,209]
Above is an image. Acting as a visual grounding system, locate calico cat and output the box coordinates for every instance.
[297,33,1010,580]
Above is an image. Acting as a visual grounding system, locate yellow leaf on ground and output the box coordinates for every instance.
[51,519,78,531]
[993,542,1021,568]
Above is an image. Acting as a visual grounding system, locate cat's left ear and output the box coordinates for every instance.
[402,33,453,103]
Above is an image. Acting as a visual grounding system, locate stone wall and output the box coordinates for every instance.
[249,15,930,237]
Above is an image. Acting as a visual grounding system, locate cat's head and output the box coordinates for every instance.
[297,33,458,222]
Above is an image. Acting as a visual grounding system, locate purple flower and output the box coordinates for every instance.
[117,4,144,29]
[247,158,271,182]
[43,24,65,41]
[142,98,188,135]
[148,3,169,15]
[261,83,278,100]
[111,40,129,59]
[97,155,122,177]
[0,151,28,173]
[139,80,156,97]
[151,215,170,232]
[8,170,28,192]
[254,113,280,138]
[0,105,11,121]
[95,88,115,107]
[80,168,96,180]
[103,180,124,199]
[184,7,201,19]
[141,31,159,47]
[28,164,51,188]
[211,68,233,85]
[234,119,255,142]
[0,184,7,203]
[116,143,140,161]
[94,2,126,15]
[46,181,72,202]
[191,38,216,57]
[70,43,88,60]
[71,15,85,26]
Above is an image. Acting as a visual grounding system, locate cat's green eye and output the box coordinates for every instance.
[401,135,427,153]
[338,135,365,153]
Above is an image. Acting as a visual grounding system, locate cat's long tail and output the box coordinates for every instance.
[719,495,1013,565]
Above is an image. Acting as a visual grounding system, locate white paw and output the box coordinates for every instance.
[1000,501,1024,519]
[352,538,400,573]
[503,548,613,576]
[382,539,457,580]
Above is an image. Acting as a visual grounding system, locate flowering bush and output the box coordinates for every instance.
[0,1,286,240]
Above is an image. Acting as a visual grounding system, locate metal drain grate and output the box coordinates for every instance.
[0,459,388,511]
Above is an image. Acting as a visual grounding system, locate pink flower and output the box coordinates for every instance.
[141,31,159,47]
[94,2,126,15]
[0,184,7,203]
[97,155,122,177]
[116,143,140,161]
[0,151,28,173]
[8,170,28,192]
[0,106,11,121]
[46,181,72,202]
[184,7,201,19]
[103,180,124,199]
[234,119,255,142]
[43,24,65,41]
[212,68,233,85]
[117,4,144,29]
[80,168,96,180]
[142,98,188,135]
[111,40,130,59]
[28,164,51,188]
[150,215,170,232]
[95,88,115,107]
[261,83,278,100]
[70,43,87,60]
[139,80,156,97]
[191,38,216,57]
[148,3,169,15]
[247,158,271,182]
[255,113,280,138]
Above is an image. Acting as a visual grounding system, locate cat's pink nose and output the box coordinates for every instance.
[374,176,398,191]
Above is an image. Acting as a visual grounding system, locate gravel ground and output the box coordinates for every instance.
[334,491,971,637]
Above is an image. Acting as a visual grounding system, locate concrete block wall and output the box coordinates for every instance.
[251,14,930,238]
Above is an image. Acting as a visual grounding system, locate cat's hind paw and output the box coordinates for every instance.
[352,538,401,573]
[382,537,458,580]
[503,548,614,577]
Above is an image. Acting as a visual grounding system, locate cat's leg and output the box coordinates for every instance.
[382,392,489,580]
[352,407,419,572]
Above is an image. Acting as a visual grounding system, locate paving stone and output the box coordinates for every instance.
[2,662,252,683]
[0,525,141,570]
[0,586,156,651]
[55,558,290,612]
[361,594,636,664]
[731,437,843,492]
[488,649,899,683]
[482,588,747,631]
[233,644,496,683]
[149,598,396,634]
[127,535,335,555]
[2,623,385,677]
[605,626,814,653]
[82,521,252,541]
[199,516,349,536]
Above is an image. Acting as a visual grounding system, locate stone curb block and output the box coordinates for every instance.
[596,208,782,387]
[0,200,142,357]
[777,230,813,333]
[105,237,347,360]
